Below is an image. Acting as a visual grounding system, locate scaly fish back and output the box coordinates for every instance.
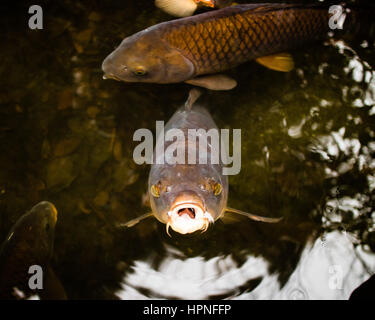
[161,4,331,75]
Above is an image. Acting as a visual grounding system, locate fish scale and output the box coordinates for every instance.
[163,4,330,75]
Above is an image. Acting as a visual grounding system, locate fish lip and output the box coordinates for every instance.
[103,73,123,81]
[102,54,125,82]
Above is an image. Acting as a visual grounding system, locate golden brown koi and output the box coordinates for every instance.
[102,3,357,90]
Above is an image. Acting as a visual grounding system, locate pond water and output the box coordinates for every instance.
[0,0,374,299]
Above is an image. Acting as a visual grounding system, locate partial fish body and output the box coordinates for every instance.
[119,90,282,235]
[0,201,66,300]
[155,0,233,17]
[102,3,345,90]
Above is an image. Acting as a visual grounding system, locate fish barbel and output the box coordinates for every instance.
[102,3,359,90]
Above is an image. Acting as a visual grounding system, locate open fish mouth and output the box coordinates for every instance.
[178,207,196,219]
[172,201,204,217]
[167,201,213,235]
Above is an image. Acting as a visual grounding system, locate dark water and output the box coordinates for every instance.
[0,0,374,299]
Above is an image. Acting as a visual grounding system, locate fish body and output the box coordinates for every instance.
[155,0,233,17]
[102,3,338,89]
[161,2,330,77]
[120,90,282,235]
[149,96,228,234]
[0,201,58,299]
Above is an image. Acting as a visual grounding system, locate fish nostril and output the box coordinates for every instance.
[178,208,195,219]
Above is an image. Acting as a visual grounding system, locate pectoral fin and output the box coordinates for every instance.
[225,207,283,223]
[117,212,154,228]
[155,0,197,17]
[220,213,243,224]
[185,74,237,91]
[255,53,294,72]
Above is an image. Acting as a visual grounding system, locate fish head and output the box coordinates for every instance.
[27,201,58,248]
[149,164,228,235]
[2,201,58,262]
[102,28,195,84]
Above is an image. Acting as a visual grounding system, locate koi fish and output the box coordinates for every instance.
[118,90,282,235]
[0,201,66,299]
[102,3,357,90]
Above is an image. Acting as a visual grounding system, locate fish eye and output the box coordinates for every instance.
[204,178,222,195]
[213,183,222,196]
[151,184,160,198]
[133,67,147,76]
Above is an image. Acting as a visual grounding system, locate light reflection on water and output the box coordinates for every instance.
[116,231,374,300]
[117,246,268,299]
